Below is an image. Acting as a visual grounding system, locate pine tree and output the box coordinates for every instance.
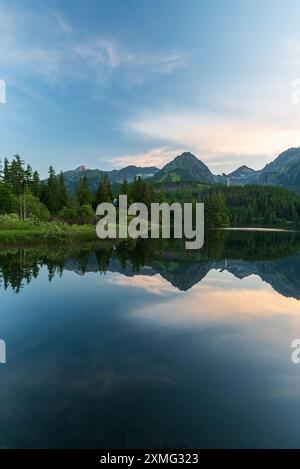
[31,171,41,197]
[95,174,112,205]
[130,176,144,202]
[3,158,10,185]
[142,181,155,208]
[46,166,59,213]
[206,191,229,228]
[24,164,33,185]
[58,172,68,210]
[10,155,25,196]
[76,176,93,206]
[119,179,129,197]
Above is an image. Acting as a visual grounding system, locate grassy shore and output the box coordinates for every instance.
[0,218,98,247]
[0,213,298,248]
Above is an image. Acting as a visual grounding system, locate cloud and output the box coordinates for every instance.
[103,273,179,296]
[52,10,73,34]
[0,4,185,86]
[72,38,131,71]
[126,109,300,172]
[291,79,300,104]
[106,147,184,168]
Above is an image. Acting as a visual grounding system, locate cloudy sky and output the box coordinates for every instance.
[1,0,300,176]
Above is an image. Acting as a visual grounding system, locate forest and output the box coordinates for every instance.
[0,155,299,243]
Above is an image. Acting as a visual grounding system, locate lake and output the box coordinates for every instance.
[1,230,300,448]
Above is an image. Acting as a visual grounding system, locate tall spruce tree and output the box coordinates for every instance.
[10,155,25,196]
[205,191,229,228]
[46,166,59,213]
[119,179,129,198]
[58,172,68,210]
[31,171,41,197]
[130,176,144,202]
[3,158,10,185]
[76,176,93,206]
[95,174,112,205]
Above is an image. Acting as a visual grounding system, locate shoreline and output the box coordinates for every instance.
[0,224,299,249]
[218,227,298,233]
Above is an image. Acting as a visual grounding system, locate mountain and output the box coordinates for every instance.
[219,148,300,193]
[60,147,300,194]
[62,165,159,193]
[228,165,255,179]
[256,147,300,192]
[152,151,215,184]
[215,165,257,186]
[108,165,159,183]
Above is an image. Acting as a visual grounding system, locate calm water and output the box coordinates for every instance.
[1,230,300,448]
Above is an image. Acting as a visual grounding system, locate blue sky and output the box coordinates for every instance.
[1,0,300,177]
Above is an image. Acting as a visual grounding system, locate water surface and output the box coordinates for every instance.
[1,231,300,448]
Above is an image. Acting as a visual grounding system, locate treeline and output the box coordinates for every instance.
[1,155,299,229]
[161,186,229,228]
[222,185,300,226]
[165,183,300,227]
[0,155,159,224]
[0,156,76,222]
[0,155,96,223]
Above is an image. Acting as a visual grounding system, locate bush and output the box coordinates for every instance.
[78,204,95,224]
[40,221,69,240]
[58,204,95,224]
[0,213,40,230]
[23,193,50,221]
[58,207,77,224]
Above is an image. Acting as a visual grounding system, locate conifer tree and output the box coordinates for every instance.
[46,166,59,213]
[31,171,41,197]
[58,172,68,210]
[130,176,144,202]
[119,179,129,197]
[76,176,93,206]
[95,174,112,205]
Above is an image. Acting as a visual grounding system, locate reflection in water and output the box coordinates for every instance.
[1,230,300,299]
[1,231,300,448]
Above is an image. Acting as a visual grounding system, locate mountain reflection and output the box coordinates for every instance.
[1,230,300,300]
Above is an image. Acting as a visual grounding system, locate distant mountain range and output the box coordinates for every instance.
[61,147,300,194]
[62,164,159,193]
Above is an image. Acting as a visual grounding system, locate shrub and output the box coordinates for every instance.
[0,213,38,230]
[23,193,50,221]
[58,207,78,224]
[78,204,95,224]
[40,221,69,240]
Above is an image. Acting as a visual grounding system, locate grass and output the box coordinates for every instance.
[0,222,97,247]
[0,213,154,247]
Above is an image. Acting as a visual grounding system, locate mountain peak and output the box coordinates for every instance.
[239,165,255,171]
[153,151,215,184]
[174,151,198,161]
[228,165,255,178]
[75,165,87,172]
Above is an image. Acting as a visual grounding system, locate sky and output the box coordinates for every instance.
[1,0,300,177]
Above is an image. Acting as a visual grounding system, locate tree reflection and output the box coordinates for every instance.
[0,230,300,296]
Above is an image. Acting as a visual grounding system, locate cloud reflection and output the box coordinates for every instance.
[102,273,179,296]
[126,270,300,328]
